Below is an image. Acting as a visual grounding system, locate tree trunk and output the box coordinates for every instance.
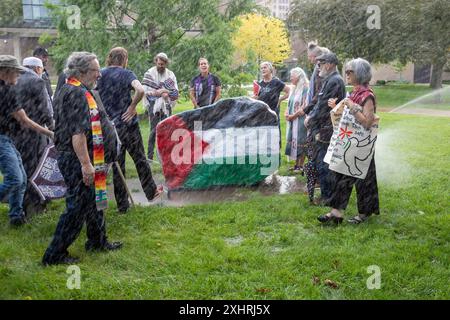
[430,59,446,89]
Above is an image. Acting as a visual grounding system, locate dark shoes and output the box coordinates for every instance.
[117,207,129,214]
[317,213,343,225]
[42,255,80,266]
[86,241,123,252]
[42,242,123,266]
[9,216,27,227]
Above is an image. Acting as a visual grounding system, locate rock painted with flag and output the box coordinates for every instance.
[156,97,280,190]
[30,144,67,200]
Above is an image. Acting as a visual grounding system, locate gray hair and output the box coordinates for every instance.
[290,67,308,82]
[154,52,169,64]
[290,67,309,92]
[346,58,372,85]
[64,52,98,79]
[307,41,330,58]
[260,61,274,74]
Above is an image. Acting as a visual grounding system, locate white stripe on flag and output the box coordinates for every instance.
[197,126,280,160]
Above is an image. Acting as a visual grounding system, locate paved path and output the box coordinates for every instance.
[108,174,306,208]
[390,108,450,117]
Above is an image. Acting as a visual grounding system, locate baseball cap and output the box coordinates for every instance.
[316,52,339,65]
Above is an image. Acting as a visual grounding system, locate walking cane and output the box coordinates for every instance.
[113,161,135,207]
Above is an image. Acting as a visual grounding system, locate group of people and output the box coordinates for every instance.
[0,47,222,265]
[0,42,379,265]
[254,42,379,226]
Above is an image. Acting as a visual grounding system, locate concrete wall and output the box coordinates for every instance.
[0,28,57,81]
[369,62,415,85]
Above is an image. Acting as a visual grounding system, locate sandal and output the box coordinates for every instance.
[149,185,164,202]
[348,214,368,224]
[317,213,343,225]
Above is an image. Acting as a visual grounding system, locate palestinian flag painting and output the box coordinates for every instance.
[156,97,280,190]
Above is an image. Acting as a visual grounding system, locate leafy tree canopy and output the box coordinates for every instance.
[288,0,450,88]
[48,0,256,88]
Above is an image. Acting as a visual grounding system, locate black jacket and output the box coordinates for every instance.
[42,69,53,101]
[306,71,346,142]
[14,69,53,128]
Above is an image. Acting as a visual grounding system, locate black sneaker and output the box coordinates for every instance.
[86,241,123,252]
[9,216,27,227]
[42,255,80,266]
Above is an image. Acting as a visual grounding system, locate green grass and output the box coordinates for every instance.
[1,85,449,299]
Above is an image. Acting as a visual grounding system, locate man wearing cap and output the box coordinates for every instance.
[12,57,53,216]
[33,47,53,100]
[304,52,346,205]
[0,55,54,226]
[142,52,179,160]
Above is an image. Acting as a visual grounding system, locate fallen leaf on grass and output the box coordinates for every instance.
[256,288,271,294]
[324,279,339,289]
[312,276,321,286]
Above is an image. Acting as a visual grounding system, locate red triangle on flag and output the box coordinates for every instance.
[156,116,209,189]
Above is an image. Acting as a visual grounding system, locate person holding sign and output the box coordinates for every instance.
[318,58,379,225]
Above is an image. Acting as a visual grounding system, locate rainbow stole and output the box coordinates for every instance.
[67,78,108,211]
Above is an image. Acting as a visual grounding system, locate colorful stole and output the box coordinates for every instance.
[67,77,108,211]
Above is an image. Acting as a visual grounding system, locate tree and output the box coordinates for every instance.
[232,13,291,75]
[288,0,450,89]
[47,0,255,86]
[0,0,22,27]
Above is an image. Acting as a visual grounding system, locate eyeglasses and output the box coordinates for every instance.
[88,68,101,73]
[345,70,354,75]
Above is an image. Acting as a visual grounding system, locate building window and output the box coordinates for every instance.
[22,0,59,21]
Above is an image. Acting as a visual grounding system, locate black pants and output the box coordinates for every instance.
[328,158,380,215]
[114,121,157,211]
[42,152,108,263]
[304,136,318,202]
[148,107,170,160]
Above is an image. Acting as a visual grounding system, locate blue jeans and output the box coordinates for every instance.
[0,135,27,219]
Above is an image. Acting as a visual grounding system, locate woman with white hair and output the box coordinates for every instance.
[284,67,309,173]
[318,58,380,225]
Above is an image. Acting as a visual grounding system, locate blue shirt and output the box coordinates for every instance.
[96,66,138,125]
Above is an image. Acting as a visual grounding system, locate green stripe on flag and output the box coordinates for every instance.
[182,155,279,189]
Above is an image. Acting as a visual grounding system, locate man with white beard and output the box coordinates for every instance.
[304,52,346,206]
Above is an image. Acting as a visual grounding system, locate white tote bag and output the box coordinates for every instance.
[325,105,379,179]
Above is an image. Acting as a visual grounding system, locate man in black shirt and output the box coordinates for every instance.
[42,52,122,266]
[97,47,162,213]
[13,57,53,216]
[0,55,54,227]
